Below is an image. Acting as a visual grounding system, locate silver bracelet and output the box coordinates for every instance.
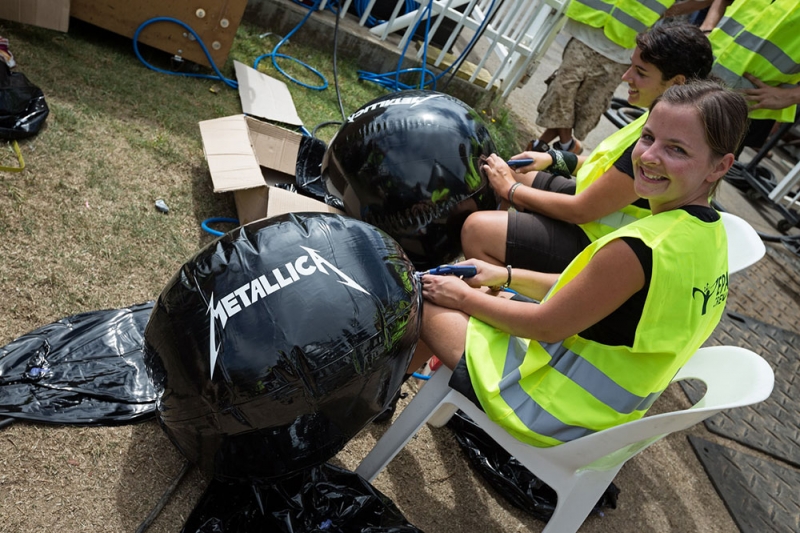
[491,265,512,291]
[502,264,512,288]
[507,182,522,209]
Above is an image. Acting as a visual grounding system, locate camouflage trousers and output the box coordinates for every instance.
[536,37,629,140]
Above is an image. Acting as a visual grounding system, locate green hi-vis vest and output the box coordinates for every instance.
[566,0,675,50]
[576,112,650,242]
[709,0,800,122]
[465,209,728,447]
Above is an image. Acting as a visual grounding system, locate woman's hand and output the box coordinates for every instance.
[455,258,510,289]
[420,272,473,309]
[507,151,554,173]
[742,73,800,111]
[481,153,516,200]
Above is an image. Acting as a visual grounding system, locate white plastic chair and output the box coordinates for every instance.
[356,346,774,533]
[720,211,765,274]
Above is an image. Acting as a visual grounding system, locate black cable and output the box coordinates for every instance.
[0,417,14,429]
[331,2,347,122]
[135,460,193,533]
[312,120,343,138]
[712,199,800,254]
[441,0,503,91]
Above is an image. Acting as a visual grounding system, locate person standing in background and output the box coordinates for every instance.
[529,0,689,155]
[700,0,800,151]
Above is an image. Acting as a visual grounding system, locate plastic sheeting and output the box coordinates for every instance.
[0,302,157,425]
[144,212,421,482]
[0,62,49,139]
[322,90,497,270]
[294,135,345,211]
[447,410,619,522]
[181,463,422,533]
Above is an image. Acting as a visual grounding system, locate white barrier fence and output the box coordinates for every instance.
[319,0,568,99]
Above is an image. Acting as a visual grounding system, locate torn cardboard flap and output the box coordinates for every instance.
[199,115,265,192]
[234,60,303,127]
[246,118,300,176]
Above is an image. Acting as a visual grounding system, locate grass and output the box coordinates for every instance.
[0,16,533,532]
[0,15,531,330]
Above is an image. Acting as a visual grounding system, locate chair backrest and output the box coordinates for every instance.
[720,211,765,274]
[547,345,774,471]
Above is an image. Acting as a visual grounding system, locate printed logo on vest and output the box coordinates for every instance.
[692,272,728,315]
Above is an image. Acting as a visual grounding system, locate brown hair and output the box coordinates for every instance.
[636,22,713,82]
[650,81,749,195]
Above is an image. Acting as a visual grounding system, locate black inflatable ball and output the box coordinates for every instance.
[143,213,420,483]
[322,90,497,269]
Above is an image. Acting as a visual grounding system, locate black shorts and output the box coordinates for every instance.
[532,171,576,194]
[506,211,591,273]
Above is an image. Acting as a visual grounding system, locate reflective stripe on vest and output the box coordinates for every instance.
[497,337,664,442]
[709,0,800,122]
[567,0,673,49]
[718,16,800,77]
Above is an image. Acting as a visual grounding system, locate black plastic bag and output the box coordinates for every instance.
[181,462,423,532]
[447,410,619,522]
[294,135,345,211]
[0,302,157,425]
[0,62,49,139]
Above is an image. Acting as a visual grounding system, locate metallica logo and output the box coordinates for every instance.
[206,246,369,380]
[346,94,442,123]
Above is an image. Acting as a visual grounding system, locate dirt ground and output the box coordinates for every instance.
[0,372,744,533]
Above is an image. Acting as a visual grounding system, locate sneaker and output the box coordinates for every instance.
[556,138,583,155]
[525,139,550,152]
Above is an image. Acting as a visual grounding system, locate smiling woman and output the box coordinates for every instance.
[633,98,737,214]
[406,79,749,451]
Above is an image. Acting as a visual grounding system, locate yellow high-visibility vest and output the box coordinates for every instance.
[566,0,675,50]
[576,112,651,242]
[709,0,800,122]
[466,208,728,447]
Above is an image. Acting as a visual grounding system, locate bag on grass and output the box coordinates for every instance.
[0,62,49,139]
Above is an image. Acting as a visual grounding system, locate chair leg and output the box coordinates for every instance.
[356,368,453,482]
[541,469,621,533]
[427,402,459,427]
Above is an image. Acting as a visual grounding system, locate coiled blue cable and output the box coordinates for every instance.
[357,0,437,91]
[358,0,498,92]
[253,0,329,90]
[133,17,239,89]
[201,217,240,237]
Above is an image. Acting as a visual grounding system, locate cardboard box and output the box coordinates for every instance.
[199,114,342,224]
[0,0,70,32]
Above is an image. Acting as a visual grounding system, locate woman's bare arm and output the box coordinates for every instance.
[422,240,645,342]
[483,154,641,225]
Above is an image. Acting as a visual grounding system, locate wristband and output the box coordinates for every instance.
[545,149,579,178]
[507,182,522,209]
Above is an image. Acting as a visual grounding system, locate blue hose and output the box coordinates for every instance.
[358,0,498,92]
[133,17,239,89]
[201,217,240,237]
[253,0,329,90]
